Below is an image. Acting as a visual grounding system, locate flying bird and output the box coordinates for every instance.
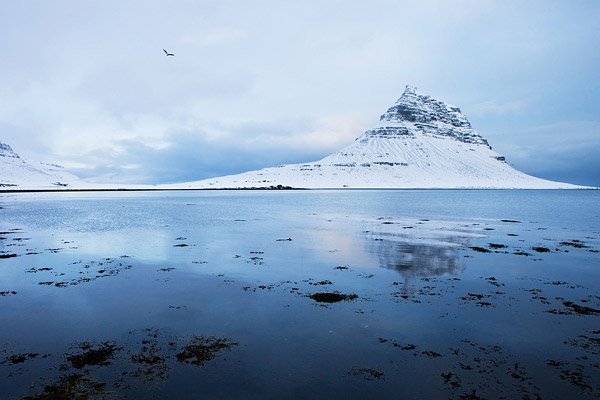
[163,49,174,56]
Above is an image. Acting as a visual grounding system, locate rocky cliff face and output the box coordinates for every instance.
[363,85,489,147]
[0,142,20,158]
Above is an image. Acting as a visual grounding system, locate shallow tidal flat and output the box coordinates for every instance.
[0,190,599,399]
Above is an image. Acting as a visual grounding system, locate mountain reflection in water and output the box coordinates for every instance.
[371,239,464,278]
[363,220,479,281]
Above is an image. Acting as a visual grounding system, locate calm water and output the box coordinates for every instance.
[0,190,599,399]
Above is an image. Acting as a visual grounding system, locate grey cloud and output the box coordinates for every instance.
[68,123,334,184]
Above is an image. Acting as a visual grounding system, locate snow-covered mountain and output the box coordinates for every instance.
[1,86,590,190]
[0,142,154,190]
[163,86,584,189]
[0,142,83,189]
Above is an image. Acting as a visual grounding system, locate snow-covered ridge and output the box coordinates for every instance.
[162,85,588,189]
[0,141,154,190]
[0,141,82,189]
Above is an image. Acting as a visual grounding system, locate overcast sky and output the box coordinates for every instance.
[1,0,599,186]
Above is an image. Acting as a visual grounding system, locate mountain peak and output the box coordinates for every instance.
[400,84,421,97]
[370,86,489,147]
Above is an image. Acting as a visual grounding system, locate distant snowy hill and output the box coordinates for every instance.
[0,142,83,189]
[163,86,585,189]
[0,142,152,190]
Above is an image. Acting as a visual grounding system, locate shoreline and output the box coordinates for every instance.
[0,186,597,194]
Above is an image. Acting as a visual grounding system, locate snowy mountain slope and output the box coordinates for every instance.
[0,142,83,189]
[0,142,155,190]
[163,86,585,189]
